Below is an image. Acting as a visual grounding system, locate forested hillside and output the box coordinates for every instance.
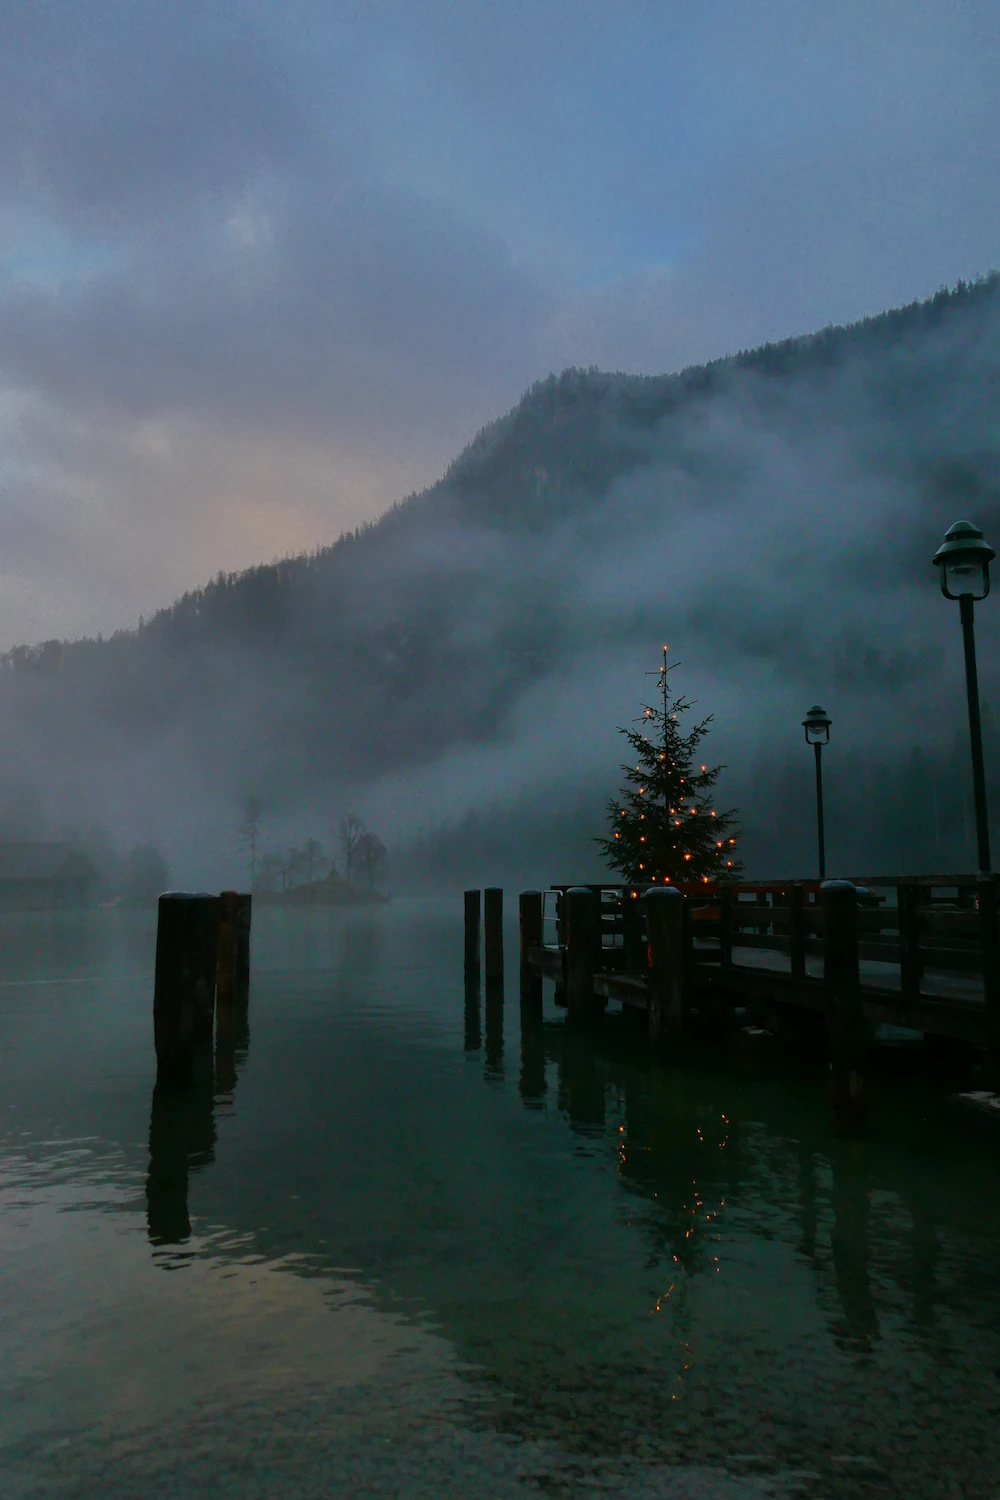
[2,275,999,886]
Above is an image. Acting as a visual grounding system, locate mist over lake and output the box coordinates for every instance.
[0,280,998,888]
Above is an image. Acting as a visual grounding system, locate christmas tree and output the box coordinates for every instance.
[597,647,742,884]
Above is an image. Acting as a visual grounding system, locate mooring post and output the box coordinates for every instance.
[645,886,685,1044]
[718,885,733,970]
[235,892,252,998]
[622,887,644,973]
[565,886,597,1018]
[978,873,1000,1077]
[519,890,543,1010]
[154,893,220,1079]
[822,879,864,1124]
[215,890,239,1094]
[484,887,503,984]
[789,883,806,980]
[216,890,240,1007]
[898,882,923,1001]
[464,889,481,976]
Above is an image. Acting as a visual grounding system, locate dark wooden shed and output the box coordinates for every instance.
[0,844,98,910]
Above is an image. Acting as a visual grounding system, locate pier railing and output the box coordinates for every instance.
[529,876,1000,1052]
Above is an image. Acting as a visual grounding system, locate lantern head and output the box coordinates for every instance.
[802,704,831,746]
[933,520,994,600]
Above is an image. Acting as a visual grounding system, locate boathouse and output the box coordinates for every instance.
[0,843,98,910]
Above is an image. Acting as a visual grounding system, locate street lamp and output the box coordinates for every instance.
[933,520,996,873]
[802,704,831,880]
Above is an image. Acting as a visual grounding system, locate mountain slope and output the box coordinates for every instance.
[2,274,999,882]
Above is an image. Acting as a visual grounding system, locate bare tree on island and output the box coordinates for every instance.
[337,814,366,883]
[356,830,388,890]
[597,647,742,884]
[338,814,389,892]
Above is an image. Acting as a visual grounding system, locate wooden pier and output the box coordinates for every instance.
[466,878,1000,1109]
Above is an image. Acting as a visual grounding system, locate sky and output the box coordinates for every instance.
[1,0,998,647]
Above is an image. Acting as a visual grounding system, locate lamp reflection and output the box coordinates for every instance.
[830,1146,880,1352]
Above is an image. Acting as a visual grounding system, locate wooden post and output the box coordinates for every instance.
[484,887,503,985]
[235,892,252,998]
[978,874,1000,1075]
[464,889,481,976]
[565,886,597,1018]
[718,885,733,970]
[898,882,922,1001]
[789,883,806,980]
[519,890,543,1009]
[645,886,684,1043]
[622,887,644,973]
[822,880,864,1124]
[154,893,220,1078]
[216,890,239,1007]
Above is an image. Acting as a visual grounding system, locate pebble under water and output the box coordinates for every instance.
[0,898,998,1499]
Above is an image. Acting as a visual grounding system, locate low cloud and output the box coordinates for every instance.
[0,0,998,655]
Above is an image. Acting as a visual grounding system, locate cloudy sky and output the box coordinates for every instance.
[1,0,998,646]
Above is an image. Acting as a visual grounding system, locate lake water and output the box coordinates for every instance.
[1,899,998,1500]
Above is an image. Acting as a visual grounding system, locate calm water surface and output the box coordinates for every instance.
[1,899,999,1499]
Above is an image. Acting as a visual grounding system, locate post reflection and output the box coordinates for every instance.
[798,1144,818,1262]
[147,972,250,1248]
[464,968,481,1051]
[146,1042,216,1246]
[829,1144,880,1352]
[484,975,504,1078]
[557,1023,606,1135]
[519,998,546,1107]
[215,987,250,1096]
[908,1192,939,1339]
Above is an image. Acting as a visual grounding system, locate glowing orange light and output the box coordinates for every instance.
[684,854,691,861]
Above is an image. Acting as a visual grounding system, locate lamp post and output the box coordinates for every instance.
[933,520,996,873]
[802,704,832,880]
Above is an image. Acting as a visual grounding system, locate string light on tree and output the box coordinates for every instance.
[596,646,742,884]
